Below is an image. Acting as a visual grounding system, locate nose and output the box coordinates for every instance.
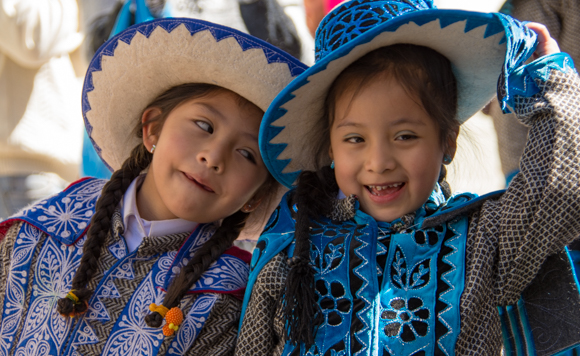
[365,142,396,173]
[197,146,226,174]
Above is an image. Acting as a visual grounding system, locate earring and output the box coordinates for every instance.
[443,154,452,165]
[241,203,252,213]
[330,161,335,169]
[151,145,156,154]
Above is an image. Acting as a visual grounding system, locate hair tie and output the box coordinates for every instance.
[149,303,169,317]
[60,290,89,318]
[149,304,183,336]
[162,307,184,336]
[66,290,80,304]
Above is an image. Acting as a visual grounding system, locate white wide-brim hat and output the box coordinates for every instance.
[82,18,307,171]
[259,0,538,188]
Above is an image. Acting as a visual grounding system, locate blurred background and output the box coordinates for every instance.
[0,0,535,219]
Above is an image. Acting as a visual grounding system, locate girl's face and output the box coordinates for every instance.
[139,90,269,223]
[329,77,454,222]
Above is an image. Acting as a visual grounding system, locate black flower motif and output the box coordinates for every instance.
[315,279,351,326]
[381,297,430,342]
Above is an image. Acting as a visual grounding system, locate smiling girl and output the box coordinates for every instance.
[236,1,580,355]
[0,18,306,356]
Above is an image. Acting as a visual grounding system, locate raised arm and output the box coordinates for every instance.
[486,24,580,304]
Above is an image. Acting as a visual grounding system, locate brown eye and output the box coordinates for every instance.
[396,134,417,141]
[346,136,364,143]
[195,120,213,134]
[239,149,256,164]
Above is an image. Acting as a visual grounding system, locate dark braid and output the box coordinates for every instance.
[145,210,249,327]
[438,164,452,200]
[57,144,152,316]
[281,166,336,347]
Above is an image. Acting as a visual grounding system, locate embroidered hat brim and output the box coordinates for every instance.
[82,18,307,172]
[260,7,536,188]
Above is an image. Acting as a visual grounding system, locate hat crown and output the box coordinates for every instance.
[315,0,435,62]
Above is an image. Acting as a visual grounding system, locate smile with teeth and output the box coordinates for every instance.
[366,183,404,196]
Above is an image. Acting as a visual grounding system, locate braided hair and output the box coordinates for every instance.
[281,166,336,347]
[281,44,459,346]
[57,83,274,318]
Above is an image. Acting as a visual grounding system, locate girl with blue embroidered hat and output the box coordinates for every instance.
[235,0,580,355]
[0,16,306,356]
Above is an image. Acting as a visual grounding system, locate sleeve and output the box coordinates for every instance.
[235,253,289,356]
[0,0,83,68]
[485,53,580,304]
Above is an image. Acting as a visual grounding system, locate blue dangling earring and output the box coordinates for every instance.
[443,154,452,165]
[330,161,335,169]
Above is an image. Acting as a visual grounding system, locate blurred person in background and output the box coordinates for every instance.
[0,0,85,218]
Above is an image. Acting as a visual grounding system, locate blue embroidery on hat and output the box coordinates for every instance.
[316,0,434,61]
[83,17,308,169]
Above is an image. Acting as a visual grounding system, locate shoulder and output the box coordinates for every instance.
[421,190,505,229]
[251,190,297,268]
[0,177,106,245]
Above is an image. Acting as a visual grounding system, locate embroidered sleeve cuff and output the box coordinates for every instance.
[502,53,576,112]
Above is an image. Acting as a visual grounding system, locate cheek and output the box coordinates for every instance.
[333,161,360,195]
[408,149,444,188]
[228,166,269,198]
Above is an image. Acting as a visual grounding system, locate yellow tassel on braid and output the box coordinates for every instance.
[66,290,80,304]
[149,303,169,317]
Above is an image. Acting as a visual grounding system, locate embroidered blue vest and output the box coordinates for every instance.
[242,187,488,356]
[0,178,250,356]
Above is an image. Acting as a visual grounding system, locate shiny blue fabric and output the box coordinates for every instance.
[243,187,478,355]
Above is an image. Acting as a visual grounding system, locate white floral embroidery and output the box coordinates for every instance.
[17,179,105,240]
[100,274,165,356]
[167,294,218,356]
[108,239,127,260]
[192,255,249,291]
[0,224,43,356]
[13,236,85,355]
[155,252,177,287]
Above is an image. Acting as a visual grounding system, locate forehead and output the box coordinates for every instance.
[333,76,428,124]
[182,90,262,121]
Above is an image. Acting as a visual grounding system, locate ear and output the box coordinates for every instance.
[328,145,334,161]
[445,127,459,162]
[141,107,162,152]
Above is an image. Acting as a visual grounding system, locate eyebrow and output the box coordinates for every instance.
[336,117,427,129]
[196,102,225,120]
[241,131,259,144]
[196,102,259,143]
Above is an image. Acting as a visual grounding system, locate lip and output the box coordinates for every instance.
[182,172,215,193]
[364,182,405,204]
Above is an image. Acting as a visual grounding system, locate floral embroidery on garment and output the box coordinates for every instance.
[10,179,106,243]
[11,234,86,355]
[0,223,44,356]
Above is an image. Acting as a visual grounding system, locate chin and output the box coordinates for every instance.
[361,203,411,223]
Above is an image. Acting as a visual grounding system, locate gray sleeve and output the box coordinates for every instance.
[484,66,580,304]
[235,252,289,356]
